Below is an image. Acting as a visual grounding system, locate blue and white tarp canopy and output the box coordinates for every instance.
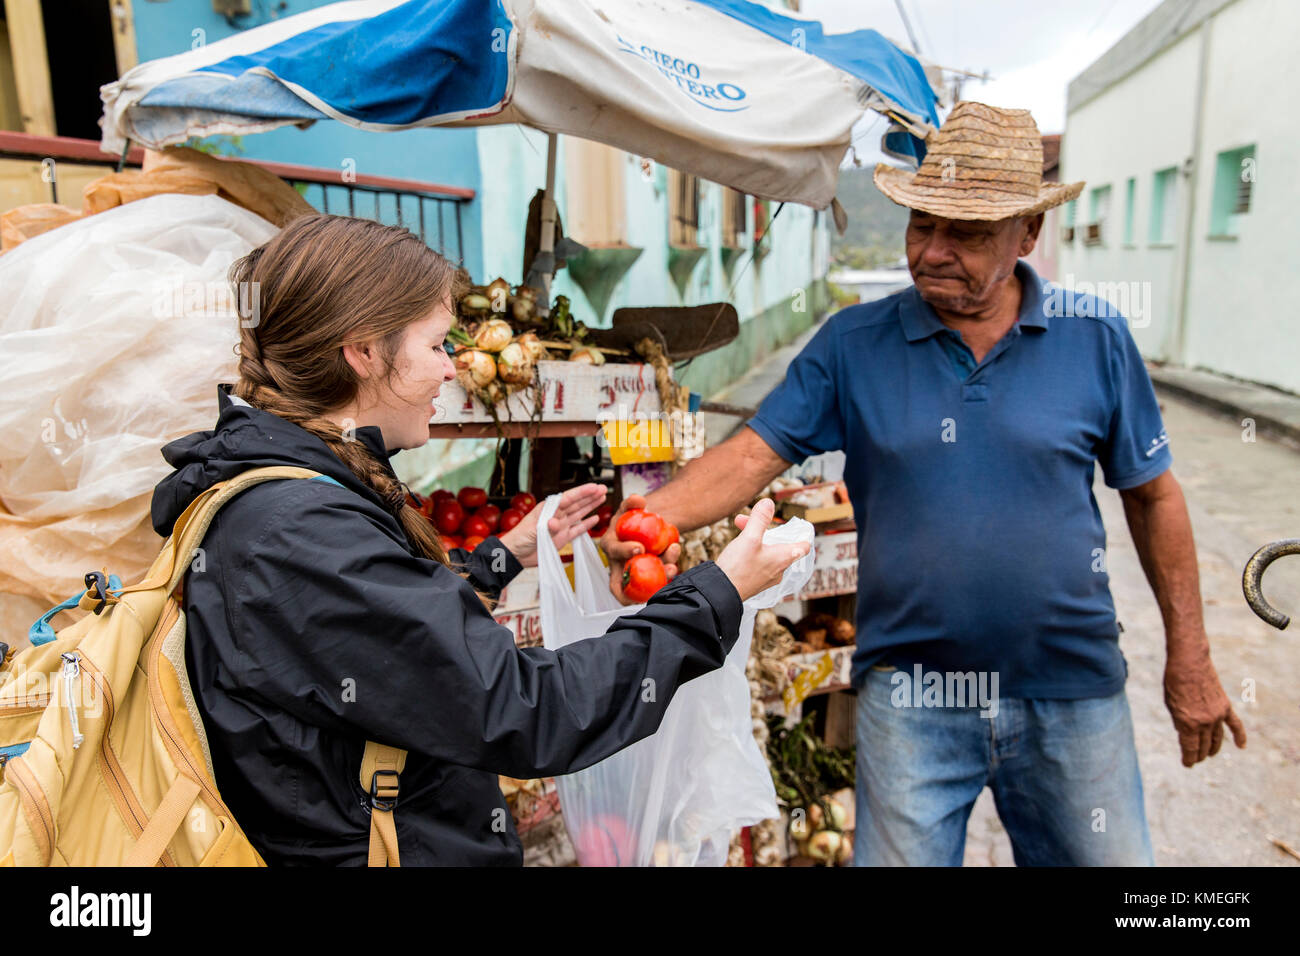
[100,0,939,209]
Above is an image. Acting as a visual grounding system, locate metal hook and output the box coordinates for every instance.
[1242,539,1300,630]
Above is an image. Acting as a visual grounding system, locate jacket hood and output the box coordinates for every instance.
[151,384,401,537]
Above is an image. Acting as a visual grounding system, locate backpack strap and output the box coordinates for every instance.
[130,467,410,866]
[119,466,332,597]
[124,774,202,867]
[361,741,407,867]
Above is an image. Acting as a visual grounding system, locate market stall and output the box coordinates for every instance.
[87,0,942,866]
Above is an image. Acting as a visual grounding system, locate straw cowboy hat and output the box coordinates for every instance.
[874,101,1084,221]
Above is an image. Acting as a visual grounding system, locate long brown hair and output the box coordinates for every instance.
[229,214,469,576]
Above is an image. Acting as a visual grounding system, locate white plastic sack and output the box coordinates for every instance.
[0,193,278,638]
[537,495,814,866]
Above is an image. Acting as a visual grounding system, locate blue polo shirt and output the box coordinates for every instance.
[748,260,1172,698]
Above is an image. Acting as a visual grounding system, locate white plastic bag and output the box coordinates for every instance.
[537,495,814,866]
[0,193,278,638]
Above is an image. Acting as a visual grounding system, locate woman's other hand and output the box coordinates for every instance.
[496,483,608,568]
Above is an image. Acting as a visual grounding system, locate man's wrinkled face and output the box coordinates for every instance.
[905,211,1040,315]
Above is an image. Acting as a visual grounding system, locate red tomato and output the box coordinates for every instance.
[498,508,524,533]
[622,553,667,603]
[463,534,486,551]
[461,514,491,540]
[475,504,501,532]
[615,508,665,554]
[430,489,455,504]
[433,500,464,535]
[441,534,463,550]
[651,522,679,556]
[589,503,614,537]
[510,492,537,513]
[458,486,488,510]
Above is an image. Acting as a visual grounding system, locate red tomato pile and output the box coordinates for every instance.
[588,504,614,538]
[615,508,679,602]
[405,487,537,552]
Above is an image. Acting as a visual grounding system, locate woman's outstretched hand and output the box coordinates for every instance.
[496,483,609,569]
[715,498,810,602]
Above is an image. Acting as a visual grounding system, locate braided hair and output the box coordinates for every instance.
[228,215,479,590]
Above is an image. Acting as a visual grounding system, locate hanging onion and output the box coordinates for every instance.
[454,348,497,388]
[496,341,535,387]
[515,331,549,364]
[473,318,514,353]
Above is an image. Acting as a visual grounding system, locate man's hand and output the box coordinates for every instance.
[1164,644,1247,767]
[600,494,682,605]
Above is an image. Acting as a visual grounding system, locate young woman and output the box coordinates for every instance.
[150,215,806,865]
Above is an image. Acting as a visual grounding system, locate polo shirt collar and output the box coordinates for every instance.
[901,259,1050,342]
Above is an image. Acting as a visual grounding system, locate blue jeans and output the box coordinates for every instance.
[853,666,1154,866]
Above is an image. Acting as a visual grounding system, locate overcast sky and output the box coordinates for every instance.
[803,0,1165,166]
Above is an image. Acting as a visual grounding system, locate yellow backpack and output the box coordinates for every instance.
[0,466,406,867]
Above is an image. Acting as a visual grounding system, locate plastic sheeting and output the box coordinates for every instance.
[0,193,277,643]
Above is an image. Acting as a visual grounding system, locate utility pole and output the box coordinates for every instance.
[893,0,922,54]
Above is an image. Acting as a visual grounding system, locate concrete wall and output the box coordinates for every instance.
[1061,0,1299,394]
[1060,24,1201,363]
[1180,0,1299,393]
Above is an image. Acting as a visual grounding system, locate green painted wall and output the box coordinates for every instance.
[676,278,830,400]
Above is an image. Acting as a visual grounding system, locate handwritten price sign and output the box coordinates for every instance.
[799,533,858,599]
[494,606,543,648]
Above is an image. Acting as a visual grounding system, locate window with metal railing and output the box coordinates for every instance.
[0,132,473,263]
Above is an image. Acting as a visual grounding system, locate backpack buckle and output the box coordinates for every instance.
[370,769,400,811]
[83,571,114,615]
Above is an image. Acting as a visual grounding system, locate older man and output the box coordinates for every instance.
[602,102,1245,866]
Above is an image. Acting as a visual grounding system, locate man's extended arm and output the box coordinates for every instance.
[1119,469,1246,767]
[600,425,793,603]
[643,425,792,532]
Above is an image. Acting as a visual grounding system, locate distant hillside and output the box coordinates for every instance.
[832,167,909,269]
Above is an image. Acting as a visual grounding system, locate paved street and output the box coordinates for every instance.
[963,392,1300,866]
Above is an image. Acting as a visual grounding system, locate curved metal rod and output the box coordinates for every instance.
[1242,539,1300,630]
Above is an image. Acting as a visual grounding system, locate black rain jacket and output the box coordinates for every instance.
[149,384,744,866]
